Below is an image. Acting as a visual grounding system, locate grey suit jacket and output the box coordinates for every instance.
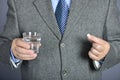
[0,0,120,80]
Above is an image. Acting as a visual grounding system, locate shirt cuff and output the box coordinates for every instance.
[10,49,22,68]
[93,60,101,70]
[10,57,22,68]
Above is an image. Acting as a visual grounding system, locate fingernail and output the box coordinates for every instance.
[87,33,91,37]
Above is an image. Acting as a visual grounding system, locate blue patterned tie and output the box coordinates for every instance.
[55,0,69,35]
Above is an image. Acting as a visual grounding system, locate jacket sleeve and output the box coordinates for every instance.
[0,0,20,64]
[101,0,120,71]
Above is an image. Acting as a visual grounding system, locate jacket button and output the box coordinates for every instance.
[60,43,65,47]
[62,70,67,76]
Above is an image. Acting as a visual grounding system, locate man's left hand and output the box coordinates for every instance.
[87,34,110,61]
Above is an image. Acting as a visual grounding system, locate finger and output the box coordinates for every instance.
[88,51,100,61]
[15,46,35,55]
[87,34,105,45]
[90,48,100,56]
[15,39,30,49]
[16,53,37,60]
[92,43,104,52]
[13,47,37,60]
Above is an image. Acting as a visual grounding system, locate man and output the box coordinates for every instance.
[0,0,120,80]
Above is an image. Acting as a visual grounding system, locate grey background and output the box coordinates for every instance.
[0,0,120,80]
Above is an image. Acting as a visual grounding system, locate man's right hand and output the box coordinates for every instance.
[11,38,38,60]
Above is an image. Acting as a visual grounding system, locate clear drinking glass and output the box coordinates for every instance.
[22,32,41,53]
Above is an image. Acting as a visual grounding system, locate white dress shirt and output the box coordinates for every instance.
[51,0,71,12]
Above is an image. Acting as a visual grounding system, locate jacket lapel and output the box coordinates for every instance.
[33,0,61,40]
[62,0,89,40]
[33,0,89,40]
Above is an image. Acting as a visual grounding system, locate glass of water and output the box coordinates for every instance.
[22,32,41,53]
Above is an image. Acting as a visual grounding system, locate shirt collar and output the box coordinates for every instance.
[51,0,71,12]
